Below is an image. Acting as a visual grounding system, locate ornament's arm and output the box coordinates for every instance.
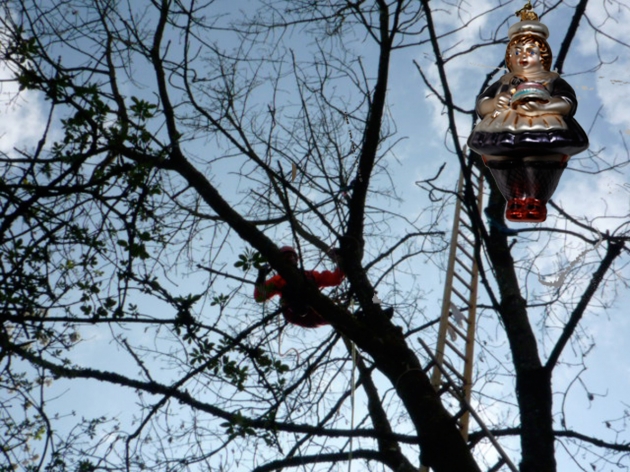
[475,82,508,117]
[516,96,572,115]
[476,96,495,117]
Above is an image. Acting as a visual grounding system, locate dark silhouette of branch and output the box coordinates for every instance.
[251,449,382,472]
[554,0,589,75]
[469,426,630,453]
[545,239,624,371]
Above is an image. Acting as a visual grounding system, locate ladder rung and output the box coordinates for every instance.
[437,384,450,396]
[460,219,473,232]
[460,186,479,200]
[463,174,481,189]
[451,286,470,306]
[445,338,467,361]
[448,321,467,340]
[454,258,474,276]
[416,333,519,472]
[457,230,474,247]
[453,271,473,292]
[441,359,466,382]
[463,207,480,221]
[447,382,467,400]
[488,458,507,472]
[453,407,468,422]
[456,243,474,262]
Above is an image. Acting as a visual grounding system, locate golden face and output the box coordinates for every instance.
[509,43,544,74]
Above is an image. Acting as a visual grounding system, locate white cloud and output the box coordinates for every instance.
[574,3,630,131]
[0,63,49,157]
[595,68,630,130]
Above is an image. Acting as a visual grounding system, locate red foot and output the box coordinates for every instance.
[505,198,547,223]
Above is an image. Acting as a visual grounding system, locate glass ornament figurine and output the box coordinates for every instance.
[468,2,589,222]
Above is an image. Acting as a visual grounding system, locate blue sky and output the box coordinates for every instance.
[2,0,630,470]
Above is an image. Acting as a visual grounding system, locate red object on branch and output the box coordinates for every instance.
[254,267,344,328]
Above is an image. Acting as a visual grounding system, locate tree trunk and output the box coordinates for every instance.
[485,187,556,472]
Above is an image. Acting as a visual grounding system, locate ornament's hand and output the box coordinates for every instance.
[495,92,512,110]
[516,101,545,114]
[543,97,572,115]
[517,97,571,116]
[486,92,512,118]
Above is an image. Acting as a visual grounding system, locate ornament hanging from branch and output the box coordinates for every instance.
[468,2,589,223]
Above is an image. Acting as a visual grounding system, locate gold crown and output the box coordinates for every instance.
[508,2,549,41]
[515,1,538,21]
